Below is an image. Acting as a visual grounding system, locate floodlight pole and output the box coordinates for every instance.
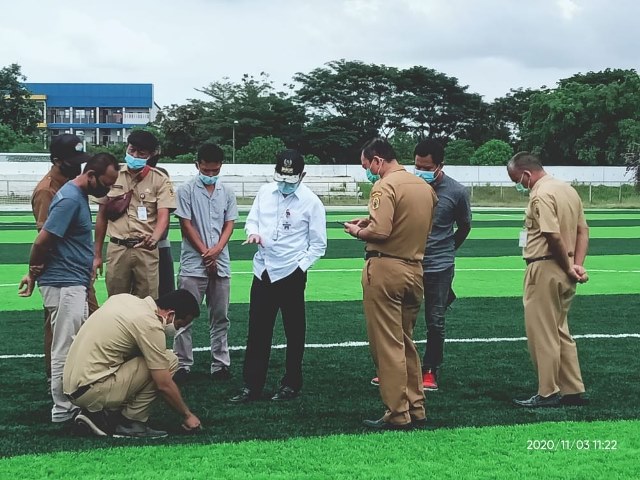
[232,120,239,163]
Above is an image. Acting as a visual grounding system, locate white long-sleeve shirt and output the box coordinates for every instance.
[245,182,327,282]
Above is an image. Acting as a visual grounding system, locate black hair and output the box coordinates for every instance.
[155,289,200,320]
[83,153,120,176]
[508,151,544,171]
[414,139,444,165]
[127,130,159,152]
[197,143,224,164]
[361,138,396,162]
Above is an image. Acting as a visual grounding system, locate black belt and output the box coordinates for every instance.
[68,383,91,400]
[110,237,143,248]
[524,255,555,265]
[365,251,420,263]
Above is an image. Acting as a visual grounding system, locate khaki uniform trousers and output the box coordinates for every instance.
[105,242,159,299]
[71,350,178,422]
[44,283,98,378]
[524,261,585,397]
[362,257,425,425]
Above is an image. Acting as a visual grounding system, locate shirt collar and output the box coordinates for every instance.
[531,173,551,194]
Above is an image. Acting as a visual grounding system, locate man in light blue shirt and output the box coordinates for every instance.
[173,143,238,382]
[230,149,327,403]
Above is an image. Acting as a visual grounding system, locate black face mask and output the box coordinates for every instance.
[88,177,110,198]
[60,162,81,179]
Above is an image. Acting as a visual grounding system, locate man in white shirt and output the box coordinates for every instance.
[230,149,327,403]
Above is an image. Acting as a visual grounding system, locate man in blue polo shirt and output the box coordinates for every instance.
[19,153,120,424]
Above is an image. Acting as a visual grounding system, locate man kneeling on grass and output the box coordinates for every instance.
[63,289,202,438]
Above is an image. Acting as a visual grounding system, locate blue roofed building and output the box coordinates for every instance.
[23,83,158,145]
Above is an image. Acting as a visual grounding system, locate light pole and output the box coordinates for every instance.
[232,120,239,163]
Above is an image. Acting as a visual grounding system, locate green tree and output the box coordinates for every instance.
[236,136,286,164]
[0,123,21,151]
[522,70,640,165]
[444,139,475,165]
[0,64,41,136]
[470,139,513,166]
[489,87,544,146]
[389,131,417,164]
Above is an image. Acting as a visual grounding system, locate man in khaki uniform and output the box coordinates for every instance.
[94,131,176,299]
[64,289,202,438]
[30,134,98,380]
[345,138,437,430]
[507,152,590,408]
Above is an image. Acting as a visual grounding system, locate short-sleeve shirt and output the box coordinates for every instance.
[31,167,68,231]
[175,177,239,278]
[424,174,472,272]
[63,294,171,393]
[365,166,437,261]
[97,165,176,239]
[523,174,587,259]
[37,182,93,288]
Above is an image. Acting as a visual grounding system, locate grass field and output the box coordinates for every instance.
[1,208,639,478]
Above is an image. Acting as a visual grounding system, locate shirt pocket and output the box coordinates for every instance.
[279,209,306,236]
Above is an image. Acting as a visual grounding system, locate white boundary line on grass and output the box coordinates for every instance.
[1,267,639,288]
[1,333,638,360]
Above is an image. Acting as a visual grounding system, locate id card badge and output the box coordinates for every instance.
[518,229,528,248]
[137,206,148,221]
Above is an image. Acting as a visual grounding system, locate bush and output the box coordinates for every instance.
[470,139,513,166]
[8,141,47,153]
[445,139,475,165]
[304,154,321,165]
[236,136,286,164]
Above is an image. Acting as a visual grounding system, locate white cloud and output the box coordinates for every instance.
[0,0,637,105]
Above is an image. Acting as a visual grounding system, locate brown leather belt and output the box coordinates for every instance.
[524,255,554,265]
[365,251,421,263]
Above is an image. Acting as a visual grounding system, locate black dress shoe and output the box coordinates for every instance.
[409,415,429,429]
[271,386,299,401]
[229,387,258,403]
[211,367,232,381]
[513,393,561,408]
[173,368,190,385]
[363,417,412,431]
[559,393,590,406]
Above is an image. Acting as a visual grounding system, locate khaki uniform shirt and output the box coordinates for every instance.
[523,174,587,259]
[63,294,171,393]
[97,165,176,238]
[365,166,438,261]
[31,167,68,231]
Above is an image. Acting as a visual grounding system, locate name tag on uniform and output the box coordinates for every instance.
[518,229,528,248]
[137,206,148,221]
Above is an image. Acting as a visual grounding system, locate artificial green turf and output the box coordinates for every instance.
[1,294,639,458]
[1,420,638,479]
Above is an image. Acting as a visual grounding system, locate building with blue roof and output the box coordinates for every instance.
[24,83,157,145]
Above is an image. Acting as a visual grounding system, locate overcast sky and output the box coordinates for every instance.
[2,0,638,107]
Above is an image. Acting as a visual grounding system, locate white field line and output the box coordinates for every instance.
[1,333,638,360]
[1,267,639,288]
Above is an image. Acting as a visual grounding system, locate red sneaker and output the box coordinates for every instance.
[371,376,379,386]
[422,371,438,391]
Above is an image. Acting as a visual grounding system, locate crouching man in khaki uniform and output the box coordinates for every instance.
[63,289,202,438]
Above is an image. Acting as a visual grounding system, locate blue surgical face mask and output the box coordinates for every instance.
[277,181,299,195]
[199,173,218,186]
[125,153,147,170]
[415,169,436,184]
[366,169,380,184]
[515,173,530,193]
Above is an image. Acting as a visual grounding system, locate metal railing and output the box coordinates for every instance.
[0,179,637,208]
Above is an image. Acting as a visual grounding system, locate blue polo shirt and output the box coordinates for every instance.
[38,182,94,288]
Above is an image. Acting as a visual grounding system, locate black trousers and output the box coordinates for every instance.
[243,268,307,393]
[158,246,176,297]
